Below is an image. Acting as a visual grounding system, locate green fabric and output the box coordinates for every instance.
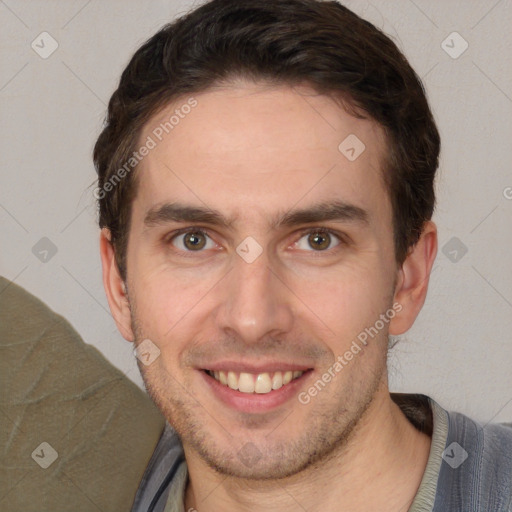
[0,276,165,511]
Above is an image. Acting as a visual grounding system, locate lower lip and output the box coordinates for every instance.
[200,370,312,413]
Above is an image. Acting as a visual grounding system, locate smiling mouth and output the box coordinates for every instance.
[204,369,310,394]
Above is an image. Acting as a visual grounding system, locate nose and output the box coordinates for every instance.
[215,249,294,345]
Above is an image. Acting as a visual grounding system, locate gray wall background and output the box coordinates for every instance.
[1,0,511,423]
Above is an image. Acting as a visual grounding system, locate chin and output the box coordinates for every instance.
[194,442,320,481]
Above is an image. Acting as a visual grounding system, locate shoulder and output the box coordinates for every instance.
[0,276,166,511]
[447,409,512,478]
[434,404,512,512]
[130,423,185,512]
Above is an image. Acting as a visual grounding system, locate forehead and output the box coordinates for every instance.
[133,82,390,227]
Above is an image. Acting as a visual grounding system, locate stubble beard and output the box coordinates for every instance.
[130,309,387,481]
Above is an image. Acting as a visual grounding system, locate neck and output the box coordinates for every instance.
[184,386,431,512]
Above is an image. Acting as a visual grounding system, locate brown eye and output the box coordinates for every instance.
[295,229,342,252]
[184,232,206,250]
[308,231,331,250]
[171,230,214,251]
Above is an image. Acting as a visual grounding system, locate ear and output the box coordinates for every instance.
[389,221,438,335]
[99,228,134,342]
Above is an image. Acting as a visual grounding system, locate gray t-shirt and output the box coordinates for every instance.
[131,394,512,512]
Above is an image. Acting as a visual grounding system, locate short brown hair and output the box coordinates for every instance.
[93,0,440,280]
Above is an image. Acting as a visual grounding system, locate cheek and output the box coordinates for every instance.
[129,266,219,348]
[291,258,393,341]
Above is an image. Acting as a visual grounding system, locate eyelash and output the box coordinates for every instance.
[165,226,348,256]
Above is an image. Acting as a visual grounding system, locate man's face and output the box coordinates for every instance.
[125,81,399,478]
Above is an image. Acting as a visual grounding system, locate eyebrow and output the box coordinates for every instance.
[143,200,369,230]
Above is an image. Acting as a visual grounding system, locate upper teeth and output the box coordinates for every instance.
[208,370,304,394]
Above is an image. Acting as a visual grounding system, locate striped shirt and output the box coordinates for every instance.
[131,394,512,512]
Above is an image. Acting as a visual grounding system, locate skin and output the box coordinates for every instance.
[100,80,437,511]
